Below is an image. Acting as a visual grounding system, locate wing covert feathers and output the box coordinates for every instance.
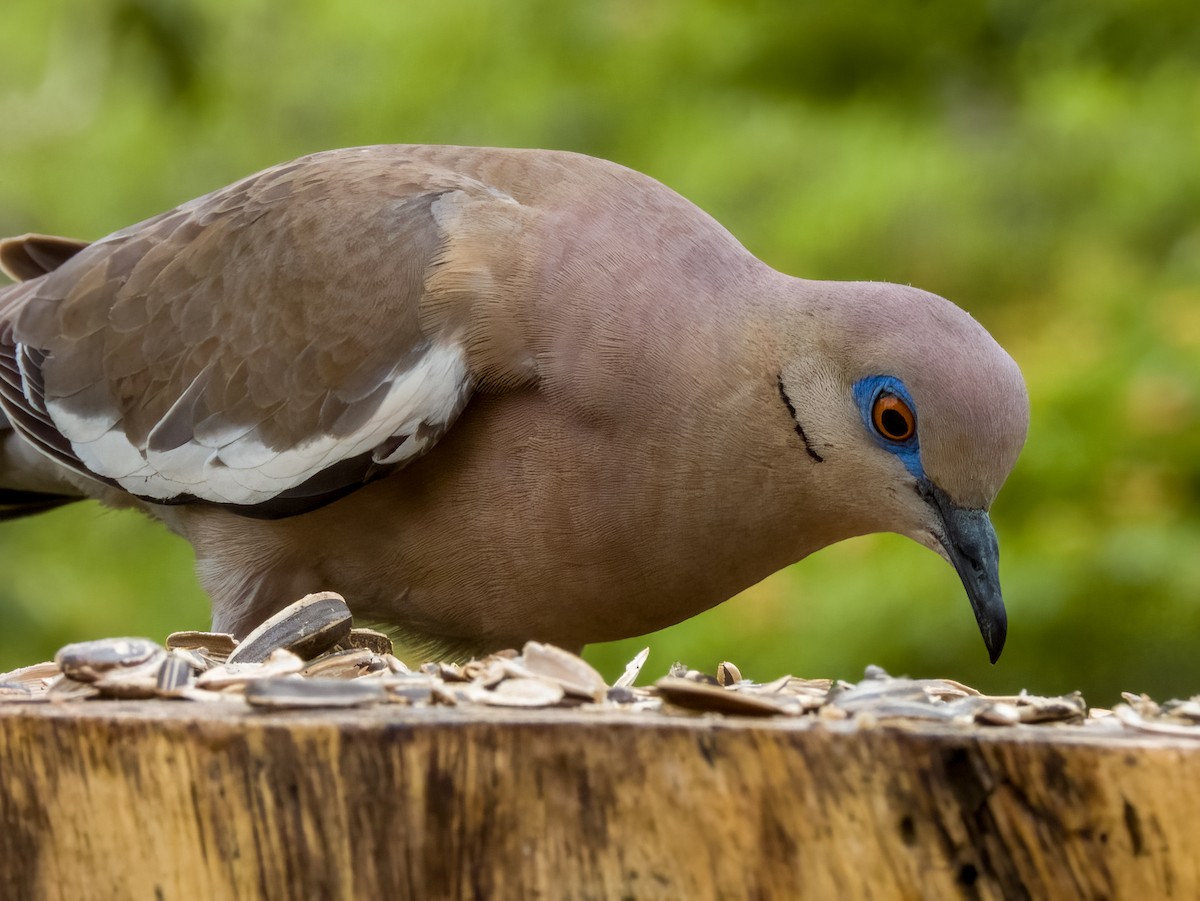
[0,149,536,517]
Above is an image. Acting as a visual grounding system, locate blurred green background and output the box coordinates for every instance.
[0,0,1196,704]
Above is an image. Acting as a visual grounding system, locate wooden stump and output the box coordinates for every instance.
[1,702,1196,899]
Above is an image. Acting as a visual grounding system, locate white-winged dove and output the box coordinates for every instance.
[0,145,1028,660]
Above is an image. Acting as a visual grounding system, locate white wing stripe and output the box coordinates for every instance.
[47,342,469,504]
[14,343,47,416]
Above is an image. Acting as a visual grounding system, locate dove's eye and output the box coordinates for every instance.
[872,393,916,443]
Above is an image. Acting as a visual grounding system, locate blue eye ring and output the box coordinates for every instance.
[852,375,925,477]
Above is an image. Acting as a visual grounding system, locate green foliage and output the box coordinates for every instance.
[0,0,1196,702]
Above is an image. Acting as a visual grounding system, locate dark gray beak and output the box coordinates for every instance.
[919,480,1008,664]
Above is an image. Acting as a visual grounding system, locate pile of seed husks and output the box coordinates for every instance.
[0,592,1195,736]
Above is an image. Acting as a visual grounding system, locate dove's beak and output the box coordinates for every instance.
[920,480,1008,664]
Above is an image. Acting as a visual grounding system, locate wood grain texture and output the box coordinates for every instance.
[1,703,1197,900]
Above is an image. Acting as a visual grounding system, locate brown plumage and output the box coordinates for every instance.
[0,146,1029,659]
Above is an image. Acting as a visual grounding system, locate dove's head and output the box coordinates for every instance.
[775,281,1029,662]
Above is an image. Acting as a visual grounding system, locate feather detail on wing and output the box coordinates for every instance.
[0,149,526,518]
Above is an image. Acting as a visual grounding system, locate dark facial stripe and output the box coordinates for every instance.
[776,375,824,463]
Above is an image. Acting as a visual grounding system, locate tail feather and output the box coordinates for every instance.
[0,236,92,519]
[0,234,90,282]
[0,488,79,521]
[0,417,86,521]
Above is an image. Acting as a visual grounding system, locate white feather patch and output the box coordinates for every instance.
[14,343,41,412]
[48,343,469,505]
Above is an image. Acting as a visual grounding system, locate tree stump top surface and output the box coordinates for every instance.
[0,696,1196,748]
[4,698,1200,900]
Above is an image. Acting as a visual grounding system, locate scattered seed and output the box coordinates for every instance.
[302,649,382,679]
[382,655,410,674]
[0,684,34,701]
[756,674,796,694]
[422,661,467,682]
[977,701,1022,726]
[168,647,214,673]
[387,683,435,704]
[469,677,566,708]
[245,676,385,709]
[226,592,352,664]
[1113,704,1200,738]
[45,676,100,702]
[521,642,607,701]
[717,661,742,687]
[0,661,61,692]
[431,684,460,706]
[1162,699,1200,722]
[656,677,792,717]
[606,686,638,704]
[166,631,238,659]
[56,638,164,683]
[196,649,305,690]
[614,647,650,689]
[156,653,197,696]
[344,628,394,656]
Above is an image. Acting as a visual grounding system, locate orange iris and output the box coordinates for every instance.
[872,393,916,442]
